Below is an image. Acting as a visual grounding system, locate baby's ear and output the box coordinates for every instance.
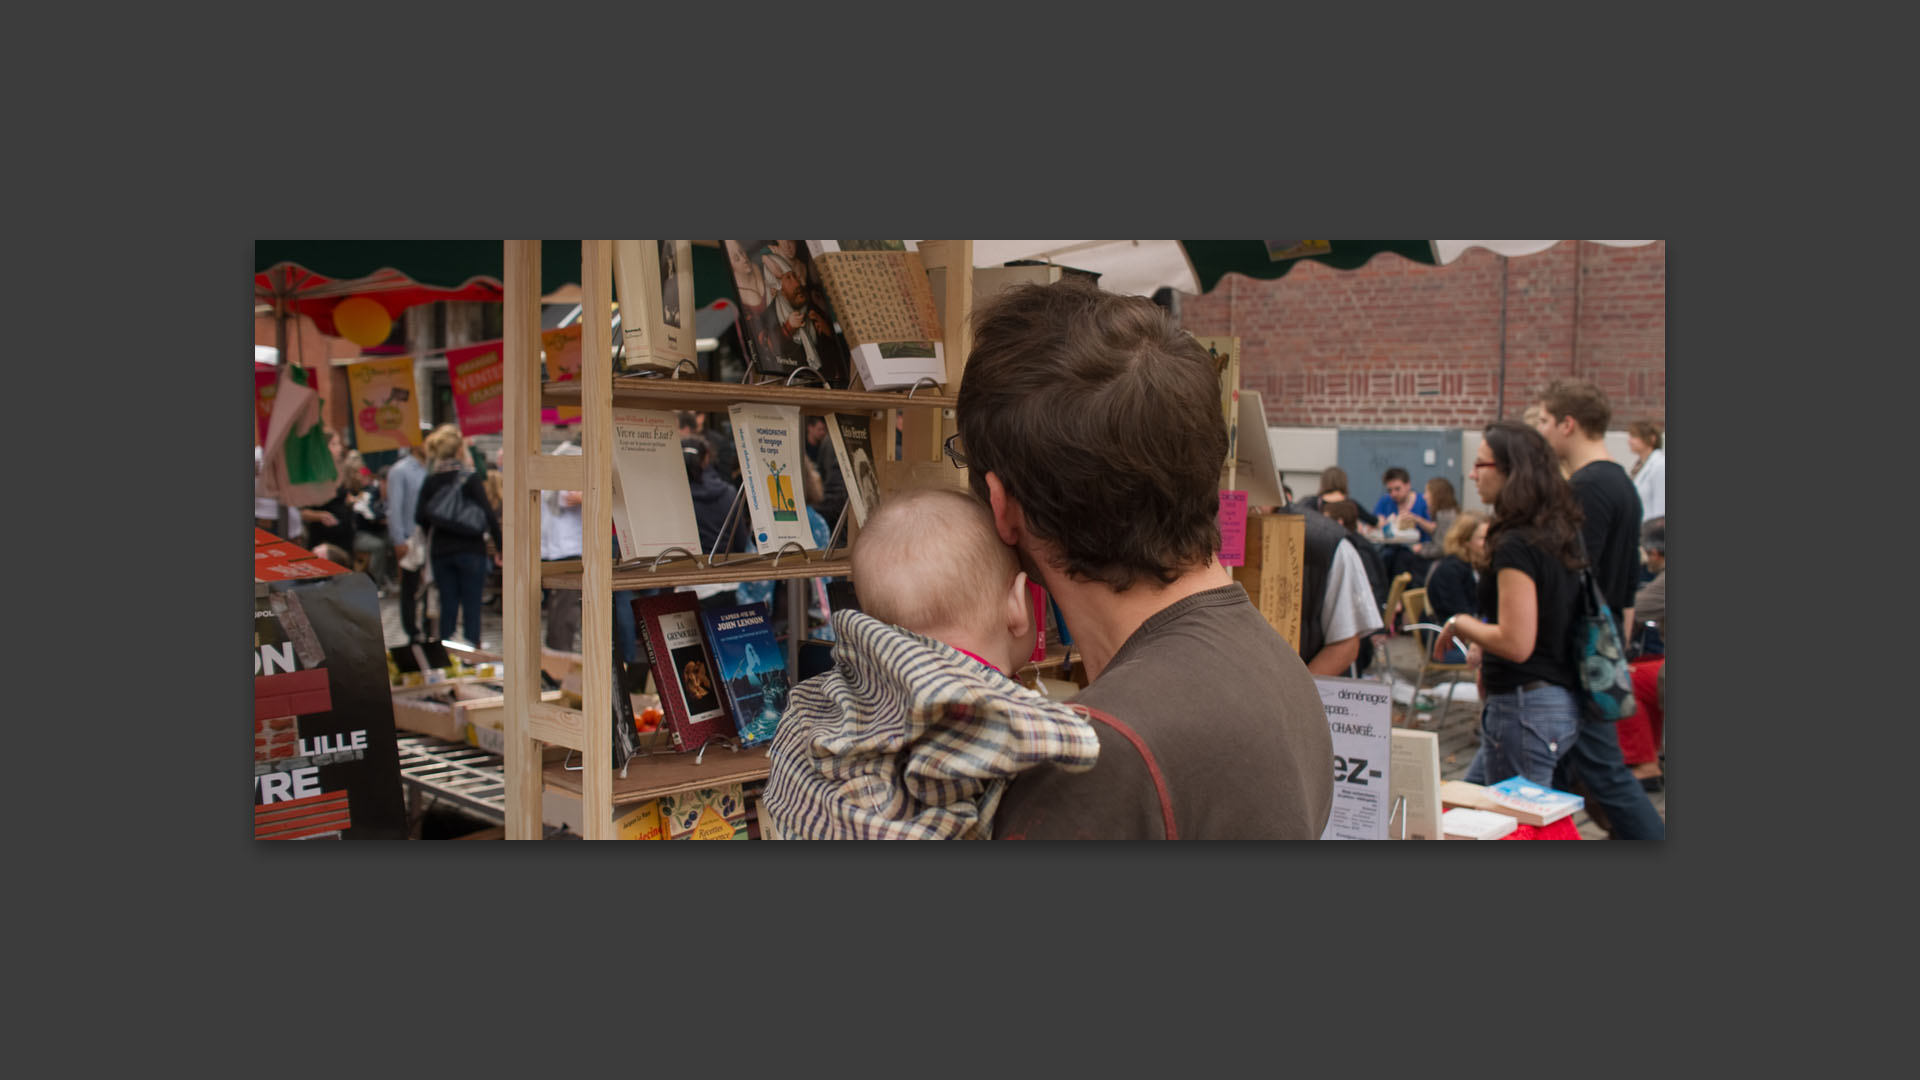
[1004,571,1032,641]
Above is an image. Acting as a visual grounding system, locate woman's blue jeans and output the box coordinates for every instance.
[431,551,489,647]
[1464,681,1580,787]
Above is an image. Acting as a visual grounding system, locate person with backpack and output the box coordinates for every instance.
[415,423,502,648]
[1434,421,1585,788]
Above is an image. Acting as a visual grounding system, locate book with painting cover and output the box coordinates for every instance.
[807,240,946,391]
[612,240,698,377]
[635,592,736,753]
[728,402,813,554]
[541,323,583,383]
[824,411,882,528]
[660,783,749,840]
[721,240,851,387]
[699,601,790,749]
[609,407,701,562]
[1483,776,1585,825]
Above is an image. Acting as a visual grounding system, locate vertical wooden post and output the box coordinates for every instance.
[579,240,616,840]
[502,240,543,840]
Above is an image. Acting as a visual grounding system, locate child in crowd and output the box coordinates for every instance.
[761,487,1100,840]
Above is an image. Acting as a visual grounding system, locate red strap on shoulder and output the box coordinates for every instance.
[1077,706,1178,840]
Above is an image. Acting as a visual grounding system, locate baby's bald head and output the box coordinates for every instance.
[852,487,1019,638]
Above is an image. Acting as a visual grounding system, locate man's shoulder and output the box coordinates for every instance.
[1572,458,1633,491]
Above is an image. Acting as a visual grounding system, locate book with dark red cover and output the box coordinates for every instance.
[636,592,736,753]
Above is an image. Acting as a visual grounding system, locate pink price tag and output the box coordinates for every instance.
[1218,491,1249,567]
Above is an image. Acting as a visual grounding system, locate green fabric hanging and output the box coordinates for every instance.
[284,421,337,487]
[281,366,338,487]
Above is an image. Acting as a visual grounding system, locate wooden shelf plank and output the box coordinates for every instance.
[542,554,851,591]
[542,378,955,414]
[542,745,773,806]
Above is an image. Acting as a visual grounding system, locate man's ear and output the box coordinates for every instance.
[984,472,1023,548]
[1004,570,1032,643]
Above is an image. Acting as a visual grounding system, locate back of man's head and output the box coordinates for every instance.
[852,487,1016,636]
[956,279,1228,591]
[1540,378,1612,440]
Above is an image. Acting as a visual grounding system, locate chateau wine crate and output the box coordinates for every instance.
[1230,512,1305,651]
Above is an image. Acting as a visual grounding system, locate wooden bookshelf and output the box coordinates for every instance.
[501,239,975,839]
[539,553,851,591]
[542,377,955,414]
[542,745,772,807]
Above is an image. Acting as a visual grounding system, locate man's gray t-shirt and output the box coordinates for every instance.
[993,583,1334,840]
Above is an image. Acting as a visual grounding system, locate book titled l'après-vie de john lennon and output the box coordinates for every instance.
[700,602,790,748]
[729,402,812,555]
[636,592,735,753]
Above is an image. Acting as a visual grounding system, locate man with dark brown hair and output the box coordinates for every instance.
[954,279,1333,839]
[1534,378,1664,840]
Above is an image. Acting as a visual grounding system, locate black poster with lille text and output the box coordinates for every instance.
[253,573,406,840]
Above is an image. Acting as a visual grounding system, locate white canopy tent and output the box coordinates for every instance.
[948,240,1659,297]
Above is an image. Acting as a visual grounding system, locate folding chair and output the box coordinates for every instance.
[1399,587,1474,730]
[1356,571,1415,688]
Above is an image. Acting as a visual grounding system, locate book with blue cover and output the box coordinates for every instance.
[1483,776,1584,825]
[699,602,791,748]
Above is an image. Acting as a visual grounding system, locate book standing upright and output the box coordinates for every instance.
[824,411,882,528]
[612,240,698,376]
[729,402,812,554]
[635,592,736,753]
[808,240,947,390]
[608,407,701,561]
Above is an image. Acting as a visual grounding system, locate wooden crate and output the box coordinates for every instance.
[1230,512,1305,651]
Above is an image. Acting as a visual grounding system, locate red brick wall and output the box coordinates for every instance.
[1180,241,1665,429]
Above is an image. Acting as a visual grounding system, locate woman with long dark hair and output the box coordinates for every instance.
[1435,421,1586,786]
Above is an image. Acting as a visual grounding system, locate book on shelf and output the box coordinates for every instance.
[721,240,851,387]
[729,402,813,554]
[824,411,883,528]
[699,601,790,748]
[1441,807,1519,841]
[636,592,737,753]
[610,640,641,769]
[660,783,749,840]
[609,407,701,562]
[541,323,583,383]
[808,240,947,391]
[1483,776,1585,825]
[612,240,698,377]
[612,798,665,841]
